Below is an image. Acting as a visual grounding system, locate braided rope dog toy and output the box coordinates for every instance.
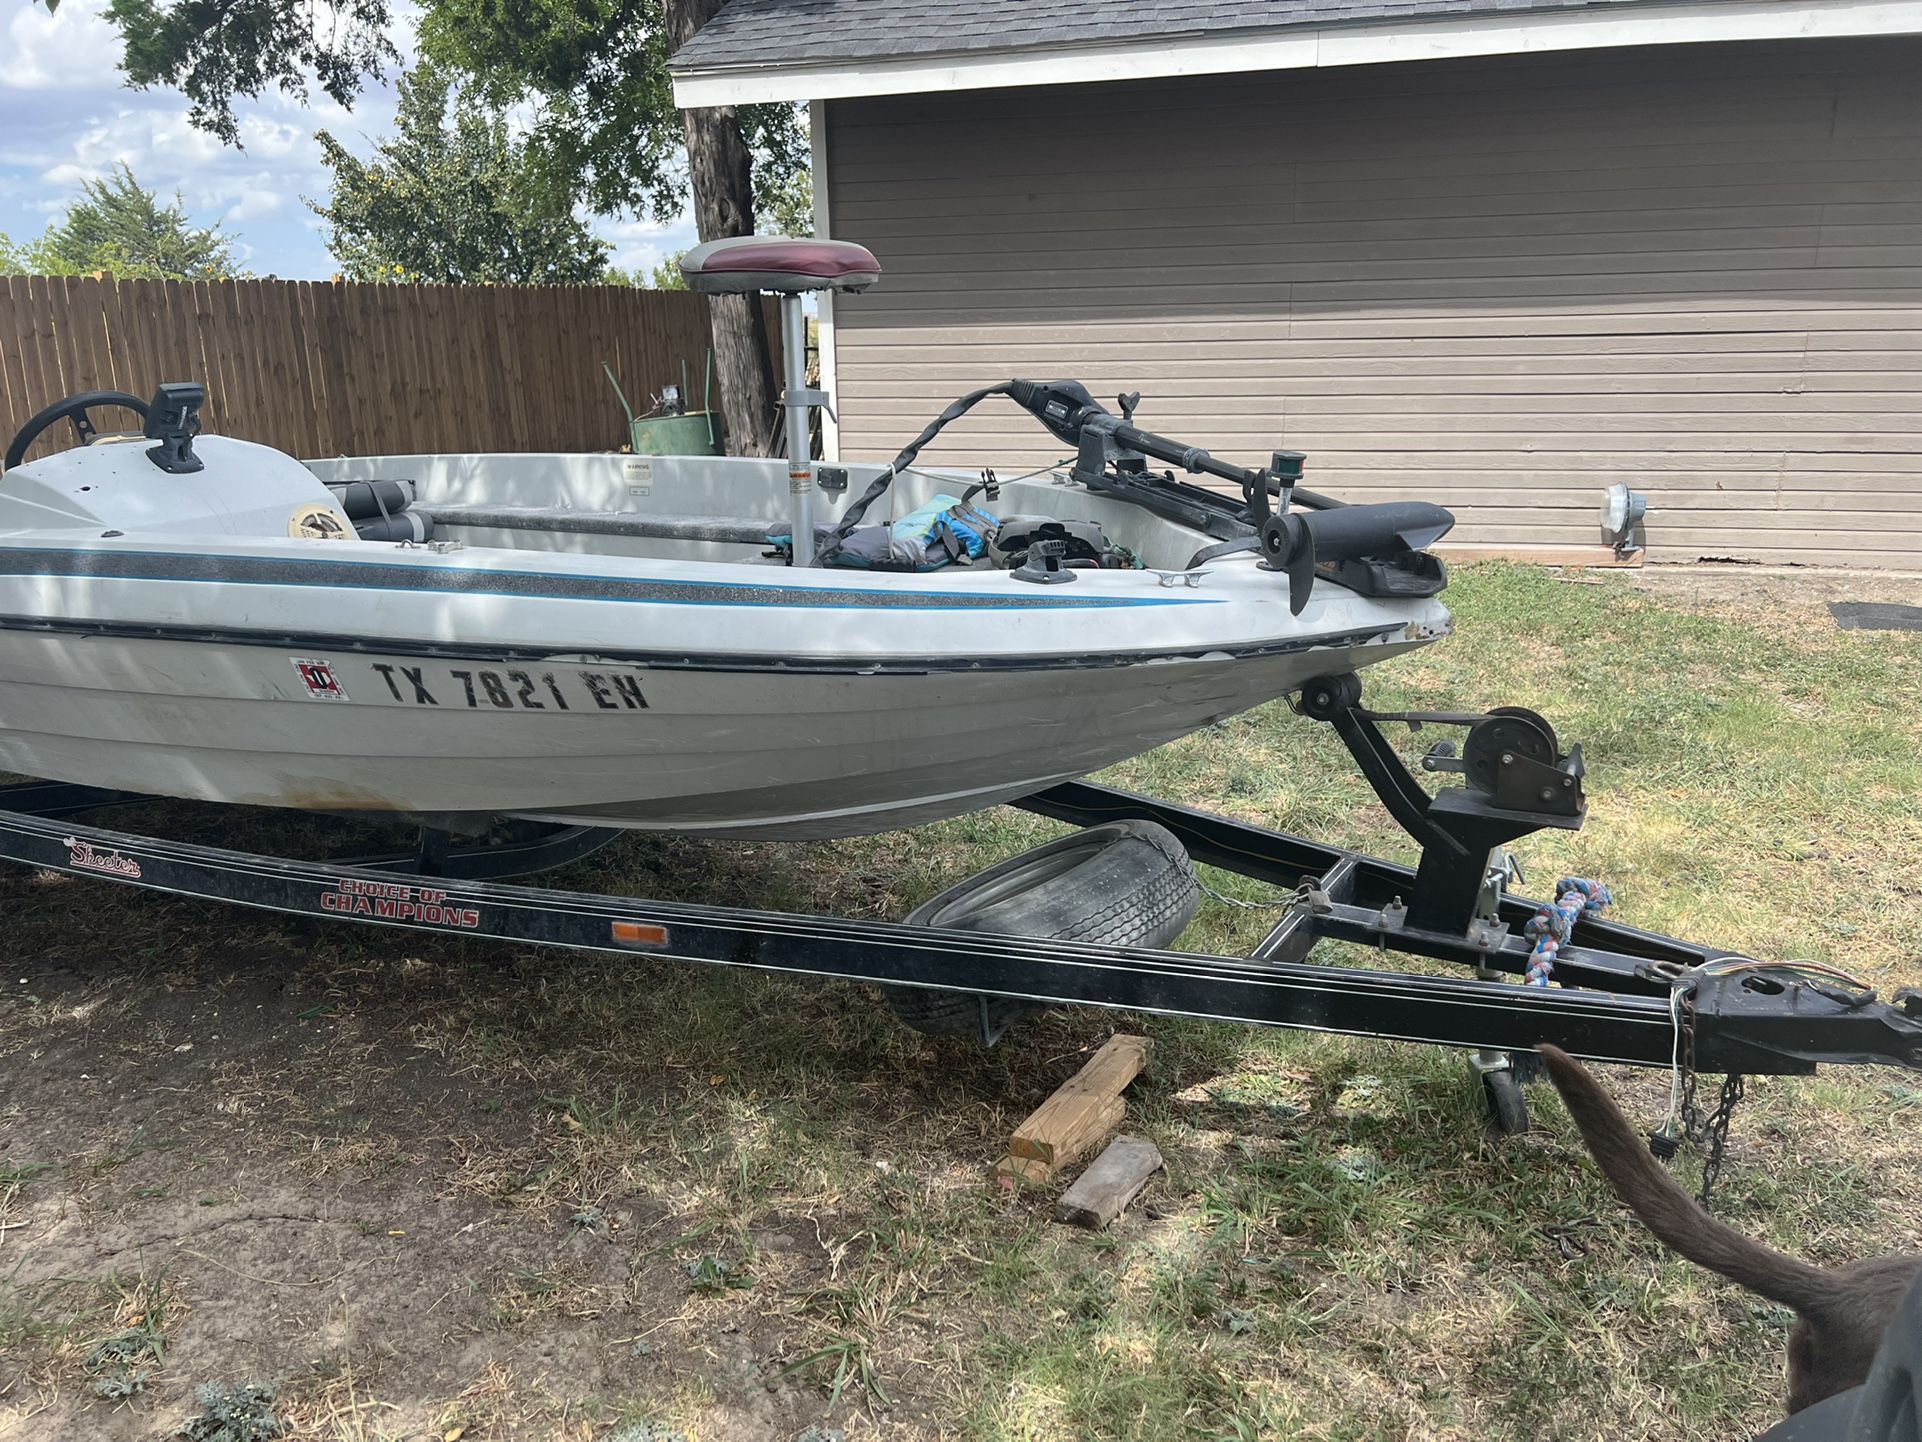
[1524,877,1613,986]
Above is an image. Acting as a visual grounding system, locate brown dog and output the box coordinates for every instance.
[1537,1044,1920,1415]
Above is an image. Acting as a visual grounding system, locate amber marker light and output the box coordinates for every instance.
[611,921,670,948]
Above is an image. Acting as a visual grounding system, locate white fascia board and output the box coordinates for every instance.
[672,0,1922,107]
[808,98,840,463]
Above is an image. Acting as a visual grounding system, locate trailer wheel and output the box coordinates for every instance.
[880,819,1200,1044]
[1482,1067,1530,1135]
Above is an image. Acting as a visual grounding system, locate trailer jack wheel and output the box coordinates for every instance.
[1480,1066,1530,1135]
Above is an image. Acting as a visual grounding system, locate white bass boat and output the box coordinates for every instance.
[0,238,1454,839]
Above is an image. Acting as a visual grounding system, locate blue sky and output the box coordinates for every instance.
[0,0,697,279]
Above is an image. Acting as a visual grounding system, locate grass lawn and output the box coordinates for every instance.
[1,563,1918,1441]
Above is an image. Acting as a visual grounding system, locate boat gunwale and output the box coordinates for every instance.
[0,610,1426,676]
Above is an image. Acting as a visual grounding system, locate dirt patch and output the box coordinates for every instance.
[0,937,882,1440]
[1625,562,1922,611]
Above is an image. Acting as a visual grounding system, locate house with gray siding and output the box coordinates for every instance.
[671,0,1922,567]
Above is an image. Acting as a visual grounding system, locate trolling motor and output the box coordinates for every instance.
[830,375,1452,610]
[1005,380,1454,614]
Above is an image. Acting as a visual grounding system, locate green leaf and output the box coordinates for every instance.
[309,64,612,284]
[1,163,243,280]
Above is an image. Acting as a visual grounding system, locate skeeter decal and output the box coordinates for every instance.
[64,837,143,878]
[367,663,648,712]
[320,877,480,929]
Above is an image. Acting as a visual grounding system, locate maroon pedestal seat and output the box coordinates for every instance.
[678,237,881,295]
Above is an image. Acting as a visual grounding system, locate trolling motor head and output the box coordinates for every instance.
[1005,379,1105,449]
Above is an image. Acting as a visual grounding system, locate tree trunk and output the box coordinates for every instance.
[666,0,781,458]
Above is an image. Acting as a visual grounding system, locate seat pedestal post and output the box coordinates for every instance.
[780,292,814,566]
[676,236,880,570]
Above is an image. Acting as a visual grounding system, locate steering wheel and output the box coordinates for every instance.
[5,390,150,472]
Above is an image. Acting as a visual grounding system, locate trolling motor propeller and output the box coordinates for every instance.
[1260,512,1316,614]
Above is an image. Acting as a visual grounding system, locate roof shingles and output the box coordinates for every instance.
[669,0,1701,70]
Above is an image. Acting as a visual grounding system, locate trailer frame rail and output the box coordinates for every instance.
[1,771,1914,1077]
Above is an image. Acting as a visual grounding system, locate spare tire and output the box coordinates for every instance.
[881,819,1200,1043]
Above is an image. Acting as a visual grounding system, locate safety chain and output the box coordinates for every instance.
[1659,988,1747,1206]
[1200,863,1759,1204]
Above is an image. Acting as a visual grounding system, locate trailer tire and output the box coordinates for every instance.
[881,820,1200,1043]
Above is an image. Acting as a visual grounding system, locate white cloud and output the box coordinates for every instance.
[0,0,409,272]
[225,187,285,223]
[235,115,308,160]
[602,213,697,274]
[24,102,336,266]
[0,0,120,91]
[605,217,678,240]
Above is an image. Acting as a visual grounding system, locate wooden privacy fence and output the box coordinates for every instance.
[0,275,760,464]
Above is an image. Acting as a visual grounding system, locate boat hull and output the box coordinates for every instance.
[0,625,1429,839]
[0,445,1451,839]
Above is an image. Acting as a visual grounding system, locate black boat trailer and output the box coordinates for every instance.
[1,675,1916,1136]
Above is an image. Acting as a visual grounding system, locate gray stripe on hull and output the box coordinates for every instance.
[0,546,1206,611]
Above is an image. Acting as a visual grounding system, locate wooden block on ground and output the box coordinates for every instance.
[1009,1093,1125,1178]
[1055,1135,1164,1229]
[1009,1034,1152,1172]
[992,1153,1055,1185]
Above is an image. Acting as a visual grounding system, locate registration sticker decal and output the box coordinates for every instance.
[293,657,349,701]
